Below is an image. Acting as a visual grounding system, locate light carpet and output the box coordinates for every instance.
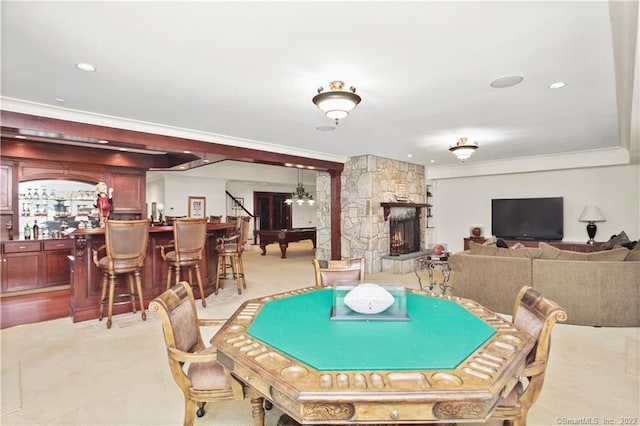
[1,241,638,425]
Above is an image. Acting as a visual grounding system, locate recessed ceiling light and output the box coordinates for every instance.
[316,125,336,131]
[97,140,109,144]
[15,135,27,139]
[76,62,96,72]
[430,160,435,163]
[203,159,210,163]
[119,147,128,151]
[407,154,413,158]
[55,98,66,103]
[490,75,524,88]
[549,82,566,89]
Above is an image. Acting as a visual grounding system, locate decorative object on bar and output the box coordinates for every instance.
[395,182,409,202]
[312,80,361,125]
[579,205,605,244]
[449,137,479,161]
[95,180,113,228]
[285,168,315,205]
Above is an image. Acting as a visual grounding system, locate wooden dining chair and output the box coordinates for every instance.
[149,281,244,426]
[92,219,149,329]
[312,257,365,286]
[491,286,567,426]
[160,218,208,307]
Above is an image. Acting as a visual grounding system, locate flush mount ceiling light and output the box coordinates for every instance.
[312,80,361,125]
[449,137,479,161]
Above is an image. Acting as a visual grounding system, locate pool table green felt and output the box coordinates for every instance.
[247,289,496,371]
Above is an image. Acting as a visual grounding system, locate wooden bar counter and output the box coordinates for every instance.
[68,222,234,323]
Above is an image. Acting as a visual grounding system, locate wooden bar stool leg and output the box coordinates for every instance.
[238,256,246,290]
[134,269,146,321]
[107,273,116,329]
[174,265,181,285]
[194,264,206,307]
[232,255,242,295]
[99,273,108,322]
[127,274,137,313]
[165,265,173,291]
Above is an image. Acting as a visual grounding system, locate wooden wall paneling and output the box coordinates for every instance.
[109,170,144,214]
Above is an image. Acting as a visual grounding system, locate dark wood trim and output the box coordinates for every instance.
[330,170,342,260]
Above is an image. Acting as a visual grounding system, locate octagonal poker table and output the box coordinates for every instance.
[212,287,535,425]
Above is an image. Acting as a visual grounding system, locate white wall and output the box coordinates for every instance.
[146,174,227,218]
[431,164,639,253]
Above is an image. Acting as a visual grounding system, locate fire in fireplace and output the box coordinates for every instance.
[389,207,421,256]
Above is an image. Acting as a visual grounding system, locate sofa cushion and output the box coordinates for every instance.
[625,244,640,261]
[539,242,628,261]
[469,241,497,256]
[469,241,540,258]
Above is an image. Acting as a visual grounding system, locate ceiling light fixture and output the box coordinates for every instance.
[76,62,97,72]
[285,168,315,206]
[312,80,361,125]
[449,137,479,161]
[549,82,566,89]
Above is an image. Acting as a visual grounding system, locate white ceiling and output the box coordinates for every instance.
[1,1,638,171]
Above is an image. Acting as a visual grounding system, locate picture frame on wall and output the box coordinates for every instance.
[188,196,206,218]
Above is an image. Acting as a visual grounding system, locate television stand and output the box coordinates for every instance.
[463,237,601,253]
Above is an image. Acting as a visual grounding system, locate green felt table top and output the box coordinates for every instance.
[247,289,496,371]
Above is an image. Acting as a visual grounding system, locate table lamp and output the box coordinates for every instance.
[579,205,605,244]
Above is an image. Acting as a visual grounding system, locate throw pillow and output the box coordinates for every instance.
[469,241,497,256]
[538,242,561,259]
[496,239,509,248]
[600,231,631,250]
[555,247,629,261]
[496,246,542,259]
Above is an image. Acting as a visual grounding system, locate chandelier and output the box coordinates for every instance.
[285,169,315,205]
[449,137,479,161]
[312,80,361,124]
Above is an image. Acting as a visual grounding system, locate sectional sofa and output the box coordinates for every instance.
[448,242,640,326]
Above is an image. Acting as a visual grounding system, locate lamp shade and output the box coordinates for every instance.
[579,206,605,222]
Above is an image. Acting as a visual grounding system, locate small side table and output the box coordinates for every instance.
[415,255,452,294]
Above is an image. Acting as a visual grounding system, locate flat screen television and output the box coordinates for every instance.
[491,197,563,241]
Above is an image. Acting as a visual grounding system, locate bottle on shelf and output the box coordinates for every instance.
[33,222,39,239]
[24,222,32,240]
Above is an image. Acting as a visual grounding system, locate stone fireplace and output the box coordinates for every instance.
[315,155,428,274]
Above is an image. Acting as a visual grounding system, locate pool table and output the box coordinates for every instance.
[256,228,316,258]
[212,286,536,425]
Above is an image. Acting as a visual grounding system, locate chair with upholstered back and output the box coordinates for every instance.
[92,219,149,329]
[160,218,208,307]
[208,215,222,223]
[491,286,567,426]
[312,257,365,286]
[215,217,250,294]
[149,281,244,426]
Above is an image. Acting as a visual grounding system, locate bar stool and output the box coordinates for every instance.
[160,218,208,307]
[92,219,149,329]
[215,217,249,294]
